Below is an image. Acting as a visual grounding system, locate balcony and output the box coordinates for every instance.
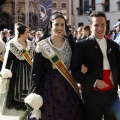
[101,2,109,6]
[101,2,110,6]
[89,5,95,10]
[76,6,83,15]
[86,7,94,16]
[76,6,83,10]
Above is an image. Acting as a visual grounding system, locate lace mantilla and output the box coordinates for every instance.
[8,40,34,60]
[36,37,72,69]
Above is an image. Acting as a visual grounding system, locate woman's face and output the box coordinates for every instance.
[82,29,90,37]
[22,28,29,40]
[51,18,65,37]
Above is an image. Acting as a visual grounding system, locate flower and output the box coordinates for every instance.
[0,69,12,79]
[0,69,12,94]
[20,93,43,120]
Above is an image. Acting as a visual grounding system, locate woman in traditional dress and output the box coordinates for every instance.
[0,34,6,70]
[28,12,86,120]
[0,23,34,118]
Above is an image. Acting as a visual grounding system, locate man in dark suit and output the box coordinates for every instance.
[71,11,120,120]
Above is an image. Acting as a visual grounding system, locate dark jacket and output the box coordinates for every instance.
[71,35,120,90]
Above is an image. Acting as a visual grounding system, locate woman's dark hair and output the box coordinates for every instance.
[17,24,28,38]
[88,11,107,24]
[49,12,67,29]
[83,25,91,34]
[40,12,67,40]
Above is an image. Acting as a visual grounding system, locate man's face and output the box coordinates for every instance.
[89,17,106,40]
[115,26,120,33]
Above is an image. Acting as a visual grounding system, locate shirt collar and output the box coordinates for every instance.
[95,37,106,44]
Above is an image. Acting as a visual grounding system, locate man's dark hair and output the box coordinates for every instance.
[88,11,107,24]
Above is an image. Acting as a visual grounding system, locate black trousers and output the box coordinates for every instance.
[82,89,120,120]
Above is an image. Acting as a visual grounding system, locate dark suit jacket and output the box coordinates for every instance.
[71,35,120,90]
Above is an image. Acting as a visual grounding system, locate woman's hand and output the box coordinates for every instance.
[81,64,88,74]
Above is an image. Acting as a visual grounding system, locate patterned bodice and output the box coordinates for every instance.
[35,37,72,69]
[8,40,34,60]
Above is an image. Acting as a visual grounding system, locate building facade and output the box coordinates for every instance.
[0,0,40,30]
[0,0,74,31]
[52,0,73,30]
[74,0,120,31]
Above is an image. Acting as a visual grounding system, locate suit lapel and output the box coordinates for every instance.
[88,35,112,56]
[106,39,112,55]
[88,35,103,55]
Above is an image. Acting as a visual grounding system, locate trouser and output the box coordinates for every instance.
[82,89,120,120]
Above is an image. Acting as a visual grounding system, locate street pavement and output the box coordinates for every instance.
[0,113,19,120]
[0,89,120,120]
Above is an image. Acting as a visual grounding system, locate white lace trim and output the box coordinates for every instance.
[36,37,72,69]
[0,40,6,57]
[8,40,34,60]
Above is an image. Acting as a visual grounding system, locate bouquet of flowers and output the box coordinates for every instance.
[0,69,12,94]
[20,93,43,120]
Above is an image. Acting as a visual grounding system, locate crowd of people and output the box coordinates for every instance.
[0,11,120,120]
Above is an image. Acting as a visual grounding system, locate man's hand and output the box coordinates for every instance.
[96,80,109,89]
[81,64,88,74]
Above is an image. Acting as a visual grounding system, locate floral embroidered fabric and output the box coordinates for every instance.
[36,37,72,69]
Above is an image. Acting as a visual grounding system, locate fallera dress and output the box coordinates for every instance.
[28,37,85,120]
[0,40,6,70]
[0,39,34,118]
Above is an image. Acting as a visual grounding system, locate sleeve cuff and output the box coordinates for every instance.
[93,79,98,88]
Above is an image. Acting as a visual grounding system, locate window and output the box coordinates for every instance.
[118,4,120,10]
[104,5,109,12]
[102,0,110,12]
[76,6,83,15]
[78,23,83,27]
[77,0,83,15]
[61,3,67,8]
[106,20,110,30]
[91,0,95,5]
[84,0,89,14]
[79,0,83,7]
[90,0,95,10]
[117,2,120,10]
[52,3,57,8]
